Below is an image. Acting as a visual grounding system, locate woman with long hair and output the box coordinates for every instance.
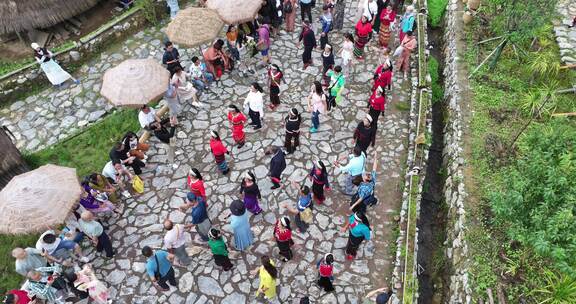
[342,212,372,260]
[284,108,301,154]
[203,39,232,80]
[267,64,284,110]
[227,105,247,148]
[274,216,294,261]
[308,81,327,133]
[353,15,373,60]
[187,168,206,202]
[171,66,200,107]
[209,130,230,175]
[253,255,278,300]
[339,33,355,74]
[316,253,335,292]
[368,86,386,131]
[240,171,263,215]
[283,0,298,32]
[309,160,330,204]
[378,4,396,48]
[243,82,265,130]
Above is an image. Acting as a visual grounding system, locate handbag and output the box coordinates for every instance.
[132,175,144,194]
[325,74,342,110]
[393,45,404,57]
[300,207,313,224]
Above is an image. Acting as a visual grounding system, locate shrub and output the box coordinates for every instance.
[428,0,449,28]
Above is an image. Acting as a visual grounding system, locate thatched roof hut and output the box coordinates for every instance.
[0,0,100,35]
[0,127,28,190]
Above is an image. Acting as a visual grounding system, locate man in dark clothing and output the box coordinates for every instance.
[110,142,145,175]
[162,41,182,76]
[299,0,313,24]
[149,119,176,144]
[298,21,317,70]
[353,114,377,154]
[265,146,287,189]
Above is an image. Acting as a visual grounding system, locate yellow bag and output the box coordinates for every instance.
[132,175,144,194]
[300,208,313,224]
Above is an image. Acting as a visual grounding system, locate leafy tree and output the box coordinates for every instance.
[490,119,576,274]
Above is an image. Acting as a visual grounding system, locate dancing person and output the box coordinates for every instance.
[298,21,317,70]
[208,228,233,271]
[229,200,254,251]
[162,41,182,76]
[339,33,355,75]
[31,43,79,87]
[240,171,263,215]
[142,246,177,292]
[350,152,379,213]
[12,247,47,277]
[378,4,396,48]
[244,82,265,130]
[163,219,191,266]
[284,0,298,32]
[204,39,232,81]
[396,31,417,79]
[253,256,278,301]
[299,0,313,24]
[78,211,115,258]
[283,183,313,232]
[319,4,333,50]
[284,108,301,154]
[209,130,231,175]
[274,216,294,261]
[354,15,373,60]
[265,146,286,189]
[227,105,247,148]
[342,212,372,260]
[321,44,335,86]
[268,64,284,110]
[309,160,330,204]
[308,81,327,133]
[354,114,377,154]
[181,192,211,242]
[373,49,393,91]
[316,253,335,292]
[399,5,415,43]
[326,65,346,107]
[256,19,272,65]
[188,56,214,94]
[187,168,206,202]
[171,66,200,107]
[334,146,366,195]
[369,86,386,130]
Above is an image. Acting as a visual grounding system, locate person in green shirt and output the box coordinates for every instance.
[326,65,346,107]
[208,228,233,271]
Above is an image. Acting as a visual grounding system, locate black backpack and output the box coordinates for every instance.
[284,1,293,13]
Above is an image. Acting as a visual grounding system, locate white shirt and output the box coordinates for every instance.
[164,224,187,249]
[363,1,378,21]
[244,91,264,118]
[35,230,61,254]
[138,108,156,129]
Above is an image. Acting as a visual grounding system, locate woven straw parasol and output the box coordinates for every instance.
[206,0,265,24]
[0,164,81,234]
[166,7,224,47]
[100,58,170,108]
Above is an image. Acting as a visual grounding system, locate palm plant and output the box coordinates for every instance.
[532,270,576,304]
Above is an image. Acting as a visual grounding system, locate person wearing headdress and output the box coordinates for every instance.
[368,86,386,132]
[209,131,230,175]
[240,171,263,215]
[267,64,284,110]
[181,192,211,242]
[283,183,313,233]
[273,216,294,261]
[31,42,79,87]
[353,15,373,60]
[341,212,372,260]
[265,146,287,189]
[284,108,301,154]
[208,228,233,271]
[227,105,247,148]
[187,168,206,202]
[298,21,317,70]
[229,200,254,251]
[316,253,335,292]
[373,48,393,91]
[378,3,396,48]
[309,160,330,204]
[321,44,335,86]
[354,114,377,154]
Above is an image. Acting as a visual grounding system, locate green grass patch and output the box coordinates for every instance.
[428,0,449,28]
[0,234,40,294]
[395,101,411,112]
[428,56,444,104]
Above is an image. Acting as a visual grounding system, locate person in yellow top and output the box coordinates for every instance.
[251,255,277,300]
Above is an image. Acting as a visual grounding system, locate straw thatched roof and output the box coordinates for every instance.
[166,7,224,48]
[0,0,100,35]
[206,0,265,24]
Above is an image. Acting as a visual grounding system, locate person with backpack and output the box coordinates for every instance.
[142,246,177,292]
[350,151,379,214]
[284,0,298,32]
[398,5,415,43]
[326,65,346,107]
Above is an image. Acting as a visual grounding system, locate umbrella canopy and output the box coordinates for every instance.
[0,0,99,35]
[206,0,264,24]
[0,164,81,234]
[100,58,170,108]
[166,7,224,48]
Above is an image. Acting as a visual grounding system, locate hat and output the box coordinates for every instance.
[211,130,219,138]
[377,86,384,93]
[315,159,325,169]
[230,200,246,216]
[290,108,298,116]
[354,212,362,222]
[280,216,290,227]
[208,228,219,239]
[189,169,199,178]
[31,42,40,50]
[365,114,373,123]
[244,171,254,180]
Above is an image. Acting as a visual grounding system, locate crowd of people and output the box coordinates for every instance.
[10,0,421,303]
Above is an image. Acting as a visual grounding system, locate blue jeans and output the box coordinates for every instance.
[312,110,320,129]
[192,79,207,92]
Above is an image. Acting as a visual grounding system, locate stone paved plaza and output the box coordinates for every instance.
[4,1,415,303]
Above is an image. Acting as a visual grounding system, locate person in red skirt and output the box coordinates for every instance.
[273,216,294,262]
[227,105,247,149]
[368,86,386,126]
[187,168,206,203]
[209,130,230,175]
[372,49,393,91]
[309,160,330,204]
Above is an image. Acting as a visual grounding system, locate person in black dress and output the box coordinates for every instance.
[284,108,301,154]
[353,114,377,154]
[321,44,335,86]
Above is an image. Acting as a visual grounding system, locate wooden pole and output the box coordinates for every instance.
[469,38,507,79]
[551,112,576,117]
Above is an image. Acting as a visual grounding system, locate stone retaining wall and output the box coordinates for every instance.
[442,0,473,302]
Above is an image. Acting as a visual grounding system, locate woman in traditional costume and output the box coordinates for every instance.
[240,171,263,215]
[316,253,335,292]
[342,212,372,260]
[274,216,294,261]
[187,168,207,203]
[353,16,373,59]
[284,108,301,154]
[368,86,386,131]
[227,105,247,148]
[267,64,284,110]
[354,114,377,154]
[208,228,233,271]
[309,160,330,204]
[378,4,396,48]
[209,131,230,175]
[373,49,393,91]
